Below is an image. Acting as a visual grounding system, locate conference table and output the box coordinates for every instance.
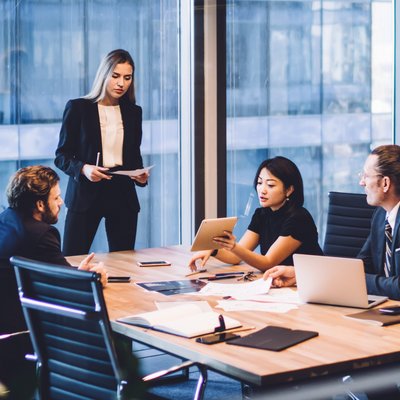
[68,246,400,395]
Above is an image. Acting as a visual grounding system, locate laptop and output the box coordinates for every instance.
[293,254,388,309]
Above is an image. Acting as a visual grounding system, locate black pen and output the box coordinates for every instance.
[108,276,131,283]
[204,275,240,281]
[214,272,244,277]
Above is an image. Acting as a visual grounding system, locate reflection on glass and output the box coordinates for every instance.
[0,0,180,250]
[226,0,393,243]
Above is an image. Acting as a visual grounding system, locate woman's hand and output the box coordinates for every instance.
[82,164,111,182]
[131,170,149,184]
[263,265,296,288]
[78,252,108,287]
[188,250,213,272]
[212,231,237,252]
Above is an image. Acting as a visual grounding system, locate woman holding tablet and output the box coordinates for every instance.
[188,156,323,272]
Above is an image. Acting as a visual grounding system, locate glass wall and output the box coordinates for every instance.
[226,0,393,243]
[0,0,180,251]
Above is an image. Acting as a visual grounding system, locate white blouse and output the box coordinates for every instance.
[98,104,124,168]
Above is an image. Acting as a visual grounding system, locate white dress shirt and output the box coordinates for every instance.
[98,104,124,168]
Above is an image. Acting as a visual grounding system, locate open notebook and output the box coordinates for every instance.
[293,254,388,309]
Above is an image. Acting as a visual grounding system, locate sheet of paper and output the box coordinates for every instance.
[241,288,300,304]
[198,277,272,299]
[155,300,212,312]
[110,164,155,177]
[216,300,298,313]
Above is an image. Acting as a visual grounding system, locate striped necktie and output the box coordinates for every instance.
[384,218,392,277]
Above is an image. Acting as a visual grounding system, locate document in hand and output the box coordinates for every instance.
[117,303,241,338]
[108,165,155,178]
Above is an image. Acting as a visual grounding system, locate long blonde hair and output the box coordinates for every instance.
[83,49,136,103]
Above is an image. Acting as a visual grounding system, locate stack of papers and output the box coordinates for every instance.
[198,277,272,299]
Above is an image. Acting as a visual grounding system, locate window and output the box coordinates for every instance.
[0,0,182,250]
[226,0,393,243]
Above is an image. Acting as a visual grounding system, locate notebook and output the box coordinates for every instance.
[227,326,318,351]
[293,254,388,309]
[190,217,238,251]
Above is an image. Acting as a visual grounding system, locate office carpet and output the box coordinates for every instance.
[147,368,243,400]
[134,342,243,399]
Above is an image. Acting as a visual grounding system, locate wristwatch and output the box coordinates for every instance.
[211,249,218,257]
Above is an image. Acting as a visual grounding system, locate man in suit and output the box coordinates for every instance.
[0,165,107,396]
[357,144,400,300]
[1,165,107,276]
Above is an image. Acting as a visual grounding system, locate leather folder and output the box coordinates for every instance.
[227,325,318,351]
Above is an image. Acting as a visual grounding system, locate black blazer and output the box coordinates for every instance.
[55,97,145,212]
[0,208,69,338]
[358,207,400,299]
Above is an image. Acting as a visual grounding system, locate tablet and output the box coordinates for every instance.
[190,217,238,251]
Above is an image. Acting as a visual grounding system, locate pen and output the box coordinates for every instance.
[215,272,244,277]
[185,268,207,277]
[204,275,240,281]
[96,152,100,167]
[197,326,256,339]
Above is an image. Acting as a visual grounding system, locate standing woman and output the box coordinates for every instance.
[55,49,148,256]
[188,156,323,272]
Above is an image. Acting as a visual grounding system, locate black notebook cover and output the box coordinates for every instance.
[227,326,318,351]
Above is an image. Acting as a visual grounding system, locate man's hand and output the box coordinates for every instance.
[78,252,108,287]
[263,265,296,288]
[89,263,108,287]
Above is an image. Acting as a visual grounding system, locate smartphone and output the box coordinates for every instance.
[379,306,400,315]
[107,276,131,283]
[137,261,171,267]
[195,332,240,345]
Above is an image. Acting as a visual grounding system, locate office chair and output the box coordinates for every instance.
[323,191,376,258]
[11,256,207,400]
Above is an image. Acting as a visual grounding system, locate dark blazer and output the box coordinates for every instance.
[0,208,27,335]
[22,217,70,266]
[358,207,400,299]
[0,207,69,383]
[0,207,70,267]
[54,97,145,212]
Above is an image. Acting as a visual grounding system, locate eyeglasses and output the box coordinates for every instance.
[358,172,383,180]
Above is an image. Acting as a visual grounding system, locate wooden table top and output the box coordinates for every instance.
[68,246,400,387]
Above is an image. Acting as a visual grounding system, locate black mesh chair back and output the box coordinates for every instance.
[323,191,376,258]
[11,256,129,400]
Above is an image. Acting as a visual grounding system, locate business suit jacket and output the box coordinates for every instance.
[0,208,27,336]
[0,207,69,376]
[0,207,70,267]
[54,97,145,213]
[358,206,400,300]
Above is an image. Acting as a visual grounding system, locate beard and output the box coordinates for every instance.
[41,202,58,225]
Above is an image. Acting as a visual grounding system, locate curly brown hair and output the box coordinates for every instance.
[7,165,59,215]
